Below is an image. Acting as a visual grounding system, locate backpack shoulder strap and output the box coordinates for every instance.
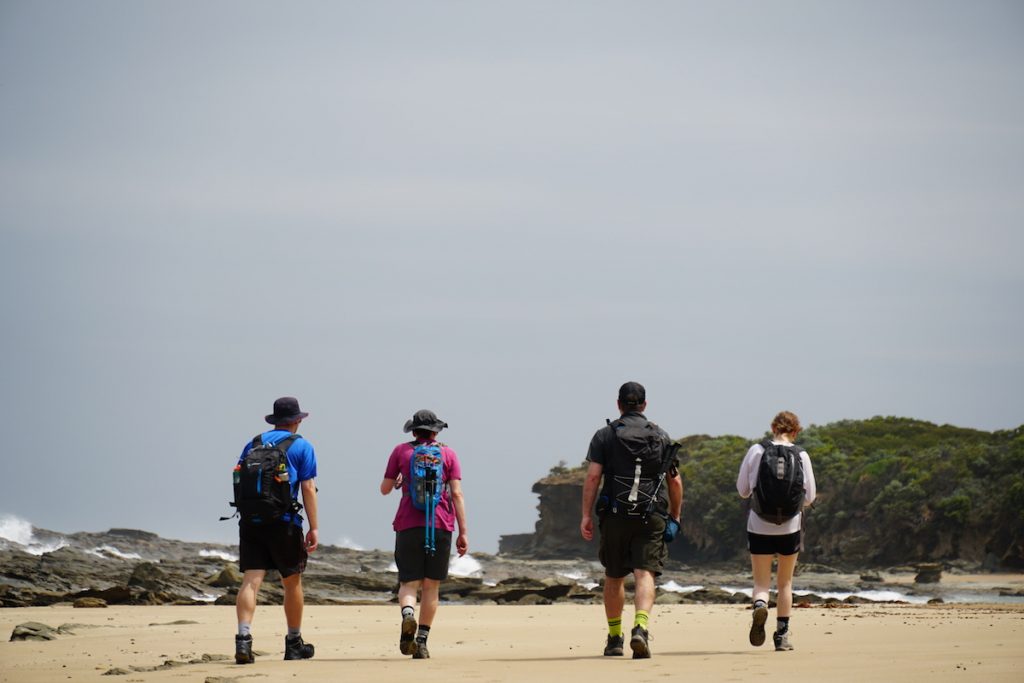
[252,434,264,448]
[273,434,300,455]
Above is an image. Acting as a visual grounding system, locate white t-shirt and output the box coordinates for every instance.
[736,440,816,535]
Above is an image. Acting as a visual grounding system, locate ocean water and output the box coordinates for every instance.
[83,545,144,560]
[0,514,68,555]
[199,548,238,562]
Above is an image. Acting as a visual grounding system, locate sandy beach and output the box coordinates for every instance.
[2,603,1022,682]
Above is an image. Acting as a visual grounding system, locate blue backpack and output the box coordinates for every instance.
[409,443,445,554]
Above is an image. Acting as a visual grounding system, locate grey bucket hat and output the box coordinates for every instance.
[403,409,448,434]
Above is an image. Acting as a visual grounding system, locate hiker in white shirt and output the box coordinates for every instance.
[736,411,816,652]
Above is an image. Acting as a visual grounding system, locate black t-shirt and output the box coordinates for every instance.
[586,412,678,512]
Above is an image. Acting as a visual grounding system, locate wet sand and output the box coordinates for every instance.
[2,603,1022,682]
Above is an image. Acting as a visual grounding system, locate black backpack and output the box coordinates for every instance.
[751,439,805,525]
[230,434,302,523]
[604,418,672,517]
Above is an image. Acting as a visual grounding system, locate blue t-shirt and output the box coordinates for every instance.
[238,429,317,527]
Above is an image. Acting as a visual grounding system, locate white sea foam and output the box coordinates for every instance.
[0,514,68,555]
[386,561,399,573]
[191,593,219,603]
[660,580,703,593]
[449,553,483,578]
[335,537,365,551]
[793,588,930,604]
[199,549,238,562]
[87,545,142,560]
[723,585,931,604]
[558,570,587,581]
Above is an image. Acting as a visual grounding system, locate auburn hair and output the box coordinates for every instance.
[771,411,801,437]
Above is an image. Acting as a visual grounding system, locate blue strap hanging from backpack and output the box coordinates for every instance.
[409,443,445,556]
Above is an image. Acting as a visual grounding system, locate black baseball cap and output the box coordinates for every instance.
[618,381,646,406]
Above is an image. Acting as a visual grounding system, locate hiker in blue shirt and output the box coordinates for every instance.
[232,397,320,664]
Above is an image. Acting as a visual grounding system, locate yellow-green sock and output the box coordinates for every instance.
[634,611,649,630]
[608,617,622,637]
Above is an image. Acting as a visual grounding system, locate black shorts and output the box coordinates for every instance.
[748,531,801,556]
[394,527,453,582]
[598,513,667,579]
[239,522,308,578]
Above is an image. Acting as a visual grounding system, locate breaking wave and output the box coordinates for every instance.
[0,514,68,555]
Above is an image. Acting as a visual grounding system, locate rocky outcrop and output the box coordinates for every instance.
[499,470,595,559]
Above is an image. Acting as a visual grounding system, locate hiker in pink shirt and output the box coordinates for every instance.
[380,409,468,659]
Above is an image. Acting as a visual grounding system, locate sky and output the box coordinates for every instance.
[1,1,1022,553]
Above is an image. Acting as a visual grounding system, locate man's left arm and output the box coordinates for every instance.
[667,471,683,521]
[300,479,318,552]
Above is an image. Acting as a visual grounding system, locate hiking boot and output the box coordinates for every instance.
[234,634,254,664]
[283,634,314,660]
[773,630,794,651]
[400,613,418,655]
[412,641,430,659]
[603,634,624,656]
[629,626,650,659]
[749,604,768,647]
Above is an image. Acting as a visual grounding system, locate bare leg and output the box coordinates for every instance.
[603,576,626,621]
[398,580,421,611]
[633,570,656,613]
[750,554,774,605]
[282,573,304,630]
[775,553,799,618]
[236,570,265,626]
[419,579,440,627]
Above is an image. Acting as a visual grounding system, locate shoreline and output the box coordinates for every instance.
[3,603,1023,682]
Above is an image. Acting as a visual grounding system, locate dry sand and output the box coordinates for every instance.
[2,603,1022,682]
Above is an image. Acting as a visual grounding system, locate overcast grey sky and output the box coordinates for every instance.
[2,1,1021,552]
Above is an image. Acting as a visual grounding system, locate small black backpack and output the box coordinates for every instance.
[230,434,302,523]
[751,439,805,525]
[605,418,672,517]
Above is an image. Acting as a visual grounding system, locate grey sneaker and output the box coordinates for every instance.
[283,634,314,660]
[603,634,624,656]
[412,640,430,659]
[773,630,794,651]
[234,634,254,664]
[749,605,768,647]
[629,626,650,659]
[400,614,418,655]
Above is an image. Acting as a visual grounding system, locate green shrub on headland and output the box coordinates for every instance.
[671,417,1024,568]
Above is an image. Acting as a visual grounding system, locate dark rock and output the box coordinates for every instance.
[128,562,168,590]
[107,529,160,541]
[71,586,132,605]
[102,668,131,676]
[149,620,200,626]
[914,563,943,584]
[655,592,687,605]
[73,597,108,608]
[10,622,60,641]
[859,572,883,582]
[207,564,242,588]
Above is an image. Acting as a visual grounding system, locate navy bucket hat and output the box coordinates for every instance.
[265,396,309,425]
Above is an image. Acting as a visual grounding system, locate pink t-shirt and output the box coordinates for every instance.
[384,440,462,532]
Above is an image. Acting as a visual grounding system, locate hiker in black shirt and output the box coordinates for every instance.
[581,381,683,659]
